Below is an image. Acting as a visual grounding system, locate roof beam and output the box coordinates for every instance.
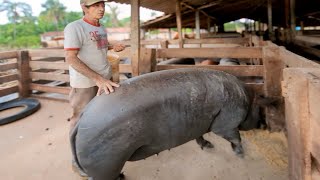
[198,1,220,10]
[181,2,216,21]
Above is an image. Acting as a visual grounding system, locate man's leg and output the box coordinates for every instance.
[69,86,98,177]
[69,86,98,134]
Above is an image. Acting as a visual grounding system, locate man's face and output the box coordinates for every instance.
[84,1,105,20]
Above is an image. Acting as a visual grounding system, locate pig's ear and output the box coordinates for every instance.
[255,95,282,107]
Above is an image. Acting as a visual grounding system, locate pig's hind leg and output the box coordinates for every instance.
[209,108,246,157]
[196,136,214,150]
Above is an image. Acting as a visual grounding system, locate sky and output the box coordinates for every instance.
[0,0,164,24]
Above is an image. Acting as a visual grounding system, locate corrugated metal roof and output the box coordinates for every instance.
[108,0,320,28]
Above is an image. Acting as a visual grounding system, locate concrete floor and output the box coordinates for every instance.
[0,99,288,180]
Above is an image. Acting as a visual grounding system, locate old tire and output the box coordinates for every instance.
[0,98,41,125]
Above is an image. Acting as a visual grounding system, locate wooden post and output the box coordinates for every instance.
[284,0,290,43]
[130,0,140,76]
[17,50,30,98]
[267,0,273,38]
[160,40,169,49]
[168,28,172,40]
[282,68,320,180]
[309,79,320,179]
[262,46,285,131]
[195,10,200,39]
[300,21,304,35]
[290,0,296,38]
[139,48,156,75]
[207,17,211,33]
[176,0,183,48]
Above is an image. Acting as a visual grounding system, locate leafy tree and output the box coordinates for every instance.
[64,11,82,24]
[119,17,130,27]
[0,0,33,41]
[41,0,66,31]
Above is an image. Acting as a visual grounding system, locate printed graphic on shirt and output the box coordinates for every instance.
[89,31,108,50]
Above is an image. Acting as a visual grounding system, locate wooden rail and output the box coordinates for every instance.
[157,47,263,59]
[114,37,250,47]
[280,47,320,68]
[0,62,18,71]
[30,72,70,82]
[0,85,18,97]
[29,83,70,95]
[29,61,69,70]
[0,74,18,84]
[28,49,64,57]
[156,65,264,76]
[0,51,17,60]
[0,51,19,98]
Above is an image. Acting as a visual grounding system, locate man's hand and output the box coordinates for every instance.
[95,76,120,96]
[112,43,126,52]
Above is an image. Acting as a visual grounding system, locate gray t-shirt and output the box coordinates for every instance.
[64,18,112,88]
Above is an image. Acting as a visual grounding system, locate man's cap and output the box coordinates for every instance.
[80,0,108,6]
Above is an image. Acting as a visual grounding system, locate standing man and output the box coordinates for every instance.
[64,0,125,132]
[64,0,125,176]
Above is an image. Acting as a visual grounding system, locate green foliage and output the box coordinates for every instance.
[41,0,67,31]
[119,17,130,27]
[0,2,132,49]
[224,22,236,31]
[224,21,245,32]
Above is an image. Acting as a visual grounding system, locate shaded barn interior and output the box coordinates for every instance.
[110,0,320,29]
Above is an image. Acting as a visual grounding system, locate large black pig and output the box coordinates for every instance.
[71,68,270,180]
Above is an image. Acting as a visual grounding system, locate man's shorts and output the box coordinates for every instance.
[69,86,98,120]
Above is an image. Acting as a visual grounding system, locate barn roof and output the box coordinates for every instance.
[108,0,320,29]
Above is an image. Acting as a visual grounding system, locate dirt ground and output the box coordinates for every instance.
[0,99,288,180]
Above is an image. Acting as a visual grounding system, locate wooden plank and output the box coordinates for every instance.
[119,64,132,73]
[157,47,263,59]
[160,40,169,49]
[195,10,200,39]
[139,48,157,75]
[263,46,285,131]
[130,0,140,77]
[0,62,18,71]
[309,77,320,166]
[29,61,69,70]
[0,85,19,97]
[31,94,68,103]
[0,51,17,60]
[29,83,70,95]
[183,38,249,45]
[28,49,65,58]
[282,68,320,180]
[156,65,264,77]
[176,0,183,48]
[0,74,18,84]
[282,68,306,180]
[31,57,65,62]
[244,83,264,95]
[30,72,70,82]
[280,47,320,68]
[17,51,31,98]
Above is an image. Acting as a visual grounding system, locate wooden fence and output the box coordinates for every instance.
[0,36,319,179]
[281,47,320,180]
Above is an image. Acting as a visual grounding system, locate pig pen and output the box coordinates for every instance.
[1,37,320,179]
[0,99,288,180]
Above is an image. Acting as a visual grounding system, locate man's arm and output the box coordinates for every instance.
[65,50,119,95]
[107,43,127,52]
